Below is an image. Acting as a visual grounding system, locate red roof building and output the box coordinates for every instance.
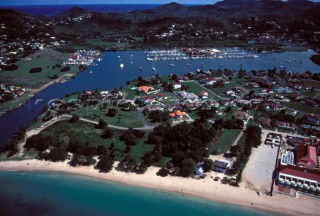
[297,145,317,169]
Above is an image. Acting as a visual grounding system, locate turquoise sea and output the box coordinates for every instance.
[0,171,276,216]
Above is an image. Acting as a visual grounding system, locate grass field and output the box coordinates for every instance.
[209,82,240,95]
[182,81,219,100]
[0,49,78,88]
[211,129,242,154]
[282,101,320,115]
[0,92,33,114]
[72,104,143,128]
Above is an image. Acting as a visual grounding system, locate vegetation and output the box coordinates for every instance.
[29,67,42,73]
[230,126,262,185]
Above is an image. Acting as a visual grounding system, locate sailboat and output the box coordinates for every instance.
[120,63,124,68]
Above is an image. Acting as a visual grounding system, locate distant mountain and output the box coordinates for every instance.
[53,6,91,19]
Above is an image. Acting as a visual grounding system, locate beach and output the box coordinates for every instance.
[0,159,319,216]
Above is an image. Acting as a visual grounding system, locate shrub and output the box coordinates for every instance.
[102,128,113,139]
[69,114,79,123]
[107,109,117,117]
[60,66,70,72]
[29,67,42,73]
[156,167,170,177]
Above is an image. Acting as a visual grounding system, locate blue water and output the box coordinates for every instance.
[0,4,162,16]
[0,171,275,216]
[0,49,319,148]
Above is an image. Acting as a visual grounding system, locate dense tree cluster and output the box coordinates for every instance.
[116,155,148,174]
[147,110,170,123]
[144,121,217,177]
[230,125,262,185]
[95,156,114,173]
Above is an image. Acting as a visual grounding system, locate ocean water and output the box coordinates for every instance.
[0,171,275,216]
[0,4,162,16]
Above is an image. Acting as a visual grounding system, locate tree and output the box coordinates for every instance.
[101,128,113,139]
[107,109,117,117]
[60,66,70,72]
[95,156,114,173]
[29,67,42,73]
[45,146,68,162]
[97,119,107,129]
[69,114,79,123]
[180,159,196,177]
[203,159,214,172]
[156,167,170,177]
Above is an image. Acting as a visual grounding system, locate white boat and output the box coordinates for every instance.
[169,63,175,67]
[151,67,156,71]
[120,63,124,68]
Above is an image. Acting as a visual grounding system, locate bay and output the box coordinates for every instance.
[0,171,275,216]
[0,49,319,147]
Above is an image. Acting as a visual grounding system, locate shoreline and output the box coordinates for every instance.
[0,159,319,216]
[0,72,77,117]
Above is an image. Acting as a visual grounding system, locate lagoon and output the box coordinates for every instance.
[0,49,320,148]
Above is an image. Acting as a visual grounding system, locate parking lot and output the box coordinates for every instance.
[241,130,279,192]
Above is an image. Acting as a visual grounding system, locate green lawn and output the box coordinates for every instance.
[211,129,242,154]
[282,101,320,115]
[209,82,239,95]
[73,105,143,128]
[122,87,138,99]
[182,81,219,100]
[0,92,33,114]
[0,51,78,88]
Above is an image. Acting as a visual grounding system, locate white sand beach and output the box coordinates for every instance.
[0,159,319,216]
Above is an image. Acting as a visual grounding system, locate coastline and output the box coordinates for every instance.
[0,72,76,117]
[0,159,319,216]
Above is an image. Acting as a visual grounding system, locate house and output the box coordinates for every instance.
[166,104,181,112]
[288,94,304,101]
[202,100,219,108]
[296,145,317,170]
[213,160,229,173]
[234,86,249,94]
[204,78,216,85]
[277,121,298,132]
[234,99,251,107]
[225,90,236,97]
[274,87,293,94]
[172,82,181,90]
[144,105,164,114]
[250,98,263,104]
[199,91,208,99]
[178,91,199,102]
[248,82,259,88]
[183,102,200,110]
[137,86,154,94]
[302,99,318,107]
[169,110,187,118]
[274,94,284,99]
[234,111,251,121]
[259,117,271,128]
[143,95,155,104]
[265,101,283,111]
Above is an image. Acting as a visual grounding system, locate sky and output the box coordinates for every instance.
[1,0,319,5]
